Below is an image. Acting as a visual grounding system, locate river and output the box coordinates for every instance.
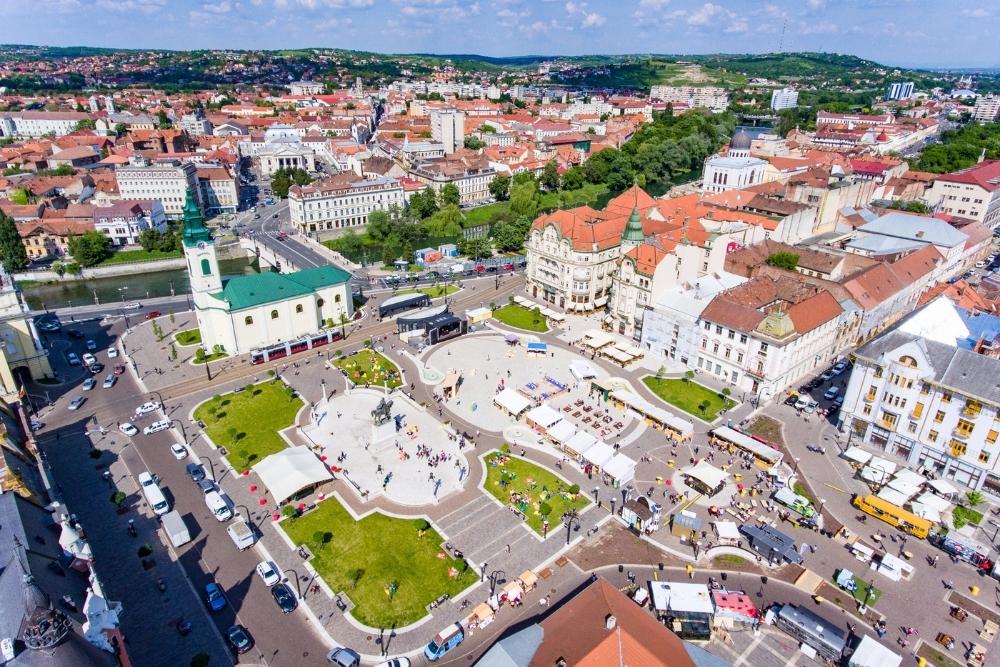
[22,257,261,311]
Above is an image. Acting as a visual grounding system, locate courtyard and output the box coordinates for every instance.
[334,349,403,389]
[281,497,478,628]
[303,388,469,505]
[193,380,302,470]
[482,450,590,535]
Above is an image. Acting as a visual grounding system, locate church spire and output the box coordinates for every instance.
[621,205,644,245]
[181,190,211,247]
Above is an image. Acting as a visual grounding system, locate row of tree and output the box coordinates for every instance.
[270,167,313,198]
[911,122,1000,174]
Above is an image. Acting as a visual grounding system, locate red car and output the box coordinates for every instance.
[113,365,126,376]
[145,311,161,320]
[474,265,486,273]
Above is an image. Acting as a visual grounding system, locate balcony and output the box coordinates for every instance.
[963,406,982,419]
[952,428,974,441]
[745,366,766,380]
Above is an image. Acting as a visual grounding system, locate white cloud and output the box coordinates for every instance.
[687,2,724,26]
[201,1,233,13]
[581,11,604,27]
[316,16,353,29]
[806,0,825,8]
[639,0,670,7]
[961,8,988,17]
[725,18,747,33]
[96,0,165,13]
[275,0,373,7]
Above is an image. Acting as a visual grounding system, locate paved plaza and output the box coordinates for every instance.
[304,388,471,506]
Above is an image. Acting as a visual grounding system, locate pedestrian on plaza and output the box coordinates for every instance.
[931,554,939,568]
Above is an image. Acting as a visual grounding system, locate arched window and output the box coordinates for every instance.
[317,298,325,307]
[201,258,211,276]
[270,310,279,319]
[898,355,918,367]
[244,316,253,325]
[295,304,304,313]
[334,294,342,303]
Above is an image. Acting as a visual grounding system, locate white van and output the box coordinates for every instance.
[138,471,170,516]
[143,419,171,435]
[205,491,233,522]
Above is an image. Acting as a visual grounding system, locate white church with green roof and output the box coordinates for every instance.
[181,192,354,356]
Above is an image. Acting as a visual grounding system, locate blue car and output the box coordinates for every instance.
[204,582,227,612]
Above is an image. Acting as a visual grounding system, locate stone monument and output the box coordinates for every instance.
[371,397,396,444]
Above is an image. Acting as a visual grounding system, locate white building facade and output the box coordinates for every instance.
[115,160,200,219]
[288,174,405,233]
[770,88,799,110]
[93,200,167,246]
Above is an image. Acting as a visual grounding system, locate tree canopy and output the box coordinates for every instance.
[270,167,313,198]
[765,252,799,271]
[68,231,111,267]
[0,211,28,271]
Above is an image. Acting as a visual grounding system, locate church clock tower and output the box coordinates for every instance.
[181,190,221,304]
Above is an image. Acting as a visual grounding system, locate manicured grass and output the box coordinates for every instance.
[397,285,460,298]
[482,450,589,535]
[793,482,817,505]
[333,349,402,389]
[281,499,478,628]
[833,573,881,607]
[174,328,201,346]
[713,554,748,565]
[641,377,736,421]
[193,351,228,365]
[952,505,983,528]
[747,415,785,447]
[193,381,302,470]
[97,248,183,265]
[492,304,549,332]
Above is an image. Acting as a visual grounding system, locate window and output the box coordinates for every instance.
[988,430,999,444]
[759,342,768,355]
[334,294,342,303]
[866,385,877,401]
[956,419,975,437]
[244,316,253,325]
[739,334,747,344]
[979,451,991,465]
[317,298,325,307]
[934,410,945,423]
[942,392,952,404]
[201,258,211,276]
[862,404,872,416]
[964,400,982,418]
[295,304,304,313]
[270,310,279,319]
[908,421,918,434]
[950,440,967,458]
[929,430,939,442]
[920,382,930,395]
[912,402,924,418]
[874,366,883,378]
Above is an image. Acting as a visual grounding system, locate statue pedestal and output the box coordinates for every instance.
[371,420,396,445]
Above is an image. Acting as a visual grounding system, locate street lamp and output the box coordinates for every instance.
[488,569,506,596]
[562,509,581,546]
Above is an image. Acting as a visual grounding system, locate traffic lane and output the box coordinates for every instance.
[132,416,331,666]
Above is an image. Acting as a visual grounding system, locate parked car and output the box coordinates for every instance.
[819,370,835,382]
[102,374,116,389]
[67,352,81,366]
[170,444,188,460]
[135,401,160,416]
[88,362,104,375]
[832,361,849,375]
[327,648,361,667]
[85,339,97,351]
[122,301,142,310]
[805,379,822,390]
[108,347,119,358]
[120,423,138,436]
[833,395,845,407]
[225,625,254,655]
[204,582,227,612]
[186,463,207,483]
[143,419,171,435]
[256,560,281,587]
[794,397,810,411]
[66,328,85,339]
[113,365,126,375]
[37,319,61,332]
[271,583,298,613]
[67,396,85,411]
[802,400,819,414]
[82,378,96,391]
[374,659,411,667]
[784,395,798,407]
[196,478,217,495]
[824,386,840,400]
[145,311,161,320]
[82,353,97,366]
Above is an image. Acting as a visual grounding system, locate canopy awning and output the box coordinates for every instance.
[582,441,615,467]
[711,426,782,465]
[569,360,598,381]
[849,635,902,667]
[526,342,548,353]
[252,447,333,503]
[603,453,636,482]
[611,389,695,438]
[912,491,951,513]
[518,570,538,588]
[472,603,495,622]
[494,387,531,417]
[525,404,562,429]
[564,431,598,456]
[580,329,615,349]
[876,487,911,508]
[842,446,873,465]
[891,468,925,488]
[602,346,635,363]
[908,502,942,522]
[546,420,577,444]
[885,477,921,499]
[927,478,959,496]
[684,462,730,490]
[713,521,740,541]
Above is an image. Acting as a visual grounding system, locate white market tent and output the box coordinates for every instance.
[611,390,695,440]
[466,306,492,324]
[713,521,741,544]
[564,431,598,457]
[913,491,951,513]
[842,446,873,466]
[891,468,925,488]
[546,420,577,445]
[876,487,910,508]
[874,552,914,583]
[253,447,333,503]
[603,453,636,485]
[860,458,897,485]
[848,635,901,667]
[650,581,714,615]
[684,462,730,490]
[494,388,532,417]
[908,502,942,523]
[525,404,563,430]
[602,346,636,365]
[582,441,615,468]
[580,329,615,350]
[546,311,566,323]
[569,360,598,381]
[885,477,921,499]
[927,478,960,497]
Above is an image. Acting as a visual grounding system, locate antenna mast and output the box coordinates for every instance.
[778,19,788,53]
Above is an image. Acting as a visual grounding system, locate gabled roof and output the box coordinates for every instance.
[217,265,351,311]
[935,159,1000,192]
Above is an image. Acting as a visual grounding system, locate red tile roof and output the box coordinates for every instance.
[935,160,1000,192]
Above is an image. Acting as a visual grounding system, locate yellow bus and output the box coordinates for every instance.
[852,494,931,539]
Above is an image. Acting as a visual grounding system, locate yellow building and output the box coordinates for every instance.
[0,265,53,401]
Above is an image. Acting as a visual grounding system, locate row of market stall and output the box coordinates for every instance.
[511,296,566,324]
[577,329,644,367]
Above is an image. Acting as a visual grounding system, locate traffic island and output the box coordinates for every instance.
[333,349,402,389]
[280,497,478,628]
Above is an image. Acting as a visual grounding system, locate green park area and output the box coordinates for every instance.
[97,248,183,265]
[492,304,548,333]
[334,349,402,389]
[398,284,460,298]
[641,376,735,421]
[281,499,478,627]
[193,381,302,470]
[482,450,589,535]
[833,573,881,607]
[174,328,201,346]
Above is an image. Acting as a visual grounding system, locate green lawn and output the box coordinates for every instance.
[193,381,302,470]
[193,351,228,365]
[281,499,478,628]
[641,376,736,421]
[97,248,183,265]
[834,573,881,607]
[952,505,984,528]
[492,304,549,332]
[482,451,589,535]
[334,349,402,389]
[175,328,201,346]
[397,285,460,298]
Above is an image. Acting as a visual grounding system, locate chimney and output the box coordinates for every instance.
[605,614,617,630]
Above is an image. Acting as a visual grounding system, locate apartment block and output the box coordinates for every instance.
[115,160,201,219]
[288,173,404,233]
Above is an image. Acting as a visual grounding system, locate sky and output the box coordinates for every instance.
[3,0,998,68]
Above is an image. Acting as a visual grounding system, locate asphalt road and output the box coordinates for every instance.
[33,318,330,667]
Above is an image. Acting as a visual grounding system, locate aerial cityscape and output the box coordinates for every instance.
[2,3,1000,667]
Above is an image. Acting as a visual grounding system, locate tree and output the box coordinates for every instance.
[458,237,491,260]
[966,491,984,508]
[439,183,461,208]
[491,222,525,253]
[156,110,172,129]
[0,211,28,271]
[766,252,799,271]
[508,180,541,220]
[561,166,584,191]
[540,160,560,191]
[366,210,393,241]
[138,228,162,252]
[489,174,511,201]
[74,118,96,131]
[408,188,438,219]
[270,167,312,198]
[68,231,110,267]
[113,122,127,137]
[463,136,486,150]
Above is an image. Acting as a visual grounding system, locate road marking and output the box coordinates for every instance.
[731,633,764,666]
[823,483,849,494]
